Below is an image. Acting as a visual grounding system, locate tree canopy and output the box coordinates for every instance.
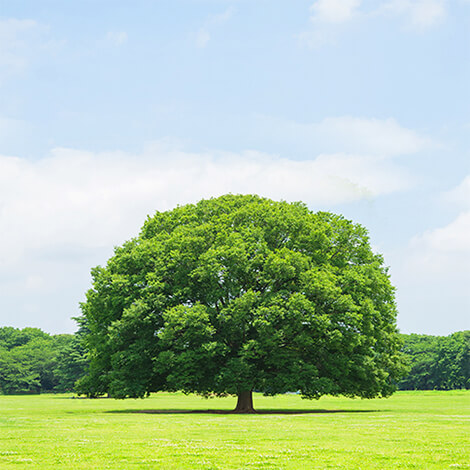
[399,331,470,390]
[0,327,88,394]
[77,194,406,411]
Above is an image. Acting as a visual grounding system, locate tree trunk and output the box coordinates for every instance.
[234,390,255,413]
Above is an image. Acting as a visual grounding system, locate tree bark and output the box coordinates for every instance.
[234,390,255,413]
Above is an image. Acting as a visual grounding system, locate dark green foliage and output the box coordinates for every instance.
[0,327,88,394]
[0,328,52,394]
[53,329,89,392]
[78,195,407,401]
[399,331,470,390]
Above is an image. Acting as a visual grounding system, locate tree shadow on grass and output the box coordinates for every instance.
[107,408,383,415]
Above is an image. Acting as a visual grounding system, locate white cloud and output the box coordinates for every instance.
[300,0,447,47]
[298,0,362,47]
[0,144,411,267]
[413,211,470,256]
[380,0,447,31]
[0,143,413,332]
[444,175,470,208]
[405,175,470,278]
[395,175,470,334]
[314,116,432,156]
[407,174,470,285]
[0,116,429,332]
[105,31,128,46]
[257,115,433,157]
[397,211,470,333]
[310,0,362,24]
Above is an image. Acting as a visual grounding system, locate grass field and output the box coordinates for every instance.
[0,391,468,469]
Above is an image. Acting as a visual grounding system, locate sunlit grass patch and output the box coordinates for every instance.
[0,391,468,469]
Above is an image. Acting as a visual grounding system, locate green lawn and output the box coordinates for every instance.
[0,391,468,469]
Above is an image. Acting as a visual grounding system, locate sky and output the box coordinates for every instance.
[0,0,469,336]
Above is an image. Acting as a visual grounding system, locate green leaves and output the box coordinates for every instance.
[400,331,470,390]
[0,327,88,394]
[78,194,406,400]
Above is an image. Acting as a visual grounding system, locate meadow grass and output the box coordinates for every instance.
[0,390,468,469]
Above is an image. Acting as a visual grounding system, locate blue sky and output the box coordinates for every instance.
[0,0,469,335]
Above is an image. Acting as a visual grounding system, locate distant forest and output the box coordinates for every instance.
[0,326,468,395]
[0,327,87,394]
[399,330,469,391]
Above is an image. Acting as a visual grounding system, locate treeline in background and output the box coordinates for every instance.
[399,331,469,390]
[0,327,87,394]
[0,326,468,395]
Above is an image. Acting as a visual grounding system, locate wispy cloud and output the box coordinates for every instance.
[256,115,434,157]
[0,18,49,79]
[105,31,128,46]
[310,0,362,24]
[195,29,211,48]
[298,0,363,48]
[409,173,470,261]
[413,211,470,255]
[306,116,432,156]
[444,175,470,208]
[299,0,448,47]
[411,173,470,262]
[380,0,447,31]
[194,7,234,48]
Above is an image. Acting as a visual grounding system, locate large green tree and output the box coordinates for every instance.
[77,195,406,412]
